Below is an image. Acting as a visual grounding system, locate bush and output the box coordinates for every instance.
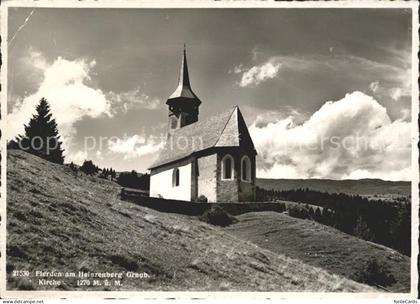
[80,160,98,175]
[69,162,78,172]
[354,257,396,287]
[287,205,310,220]
[196,195,208,203]
[7,139,19,150]
[199,206,238,227]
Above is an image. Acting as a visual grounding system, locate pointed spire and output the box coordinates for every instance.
[179,43,190,88]
[167,45,201,104]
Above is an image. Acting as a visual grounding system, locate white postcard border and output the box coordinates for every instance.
[0,0,418,300]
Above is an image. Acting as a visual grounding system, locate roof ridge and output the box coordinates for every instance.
[213,106,238,147]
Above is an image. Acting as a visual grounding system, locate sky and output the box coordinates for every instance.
[6,7,413,180]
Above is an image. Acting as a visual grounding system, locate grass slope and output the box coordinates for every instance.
[227,212,410,292]
[256,178,410,196]
[6,150,373,292]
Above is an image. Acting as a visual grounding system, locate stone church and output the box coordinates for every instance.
[149,47,257,202]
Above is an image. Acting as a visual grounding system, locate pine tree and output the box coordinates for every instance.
[17,98,64,164]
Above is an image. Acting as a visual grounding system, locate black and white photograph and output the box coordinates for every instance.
[0,0,418,299]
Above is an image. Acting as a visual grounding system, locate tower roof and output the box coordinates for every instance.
[167,45,201,105]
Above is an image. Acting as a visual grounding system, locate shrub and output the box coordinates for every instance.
[199,206,238,227]
[7,140,19,150]
[80,160,98,175]
[69,162,78,172]
[354,257,396,287]
[196,195,208,203]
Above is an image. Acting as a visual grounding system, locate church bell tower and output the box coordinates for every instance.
[166,45,201,133]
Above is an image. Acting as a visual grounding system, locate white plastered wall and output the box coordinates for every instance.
[150,163,192,201]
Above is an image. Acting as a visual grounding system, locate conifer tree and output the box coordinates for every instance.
[16,98,64,164]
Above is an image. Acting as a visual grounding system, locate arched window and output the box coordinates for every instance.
[221,154,234,180]
[172,168,180,187]
[241,155,251,182]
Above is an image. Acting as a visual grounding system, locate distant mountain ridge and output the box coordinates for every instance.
[256,178,410,196]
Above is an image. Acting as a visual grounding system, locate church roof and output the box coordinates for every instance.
[167,46,201,104]
[149,106,256,170]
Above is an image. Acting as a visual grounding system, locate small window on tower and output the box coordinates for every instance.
[171,116,178,129]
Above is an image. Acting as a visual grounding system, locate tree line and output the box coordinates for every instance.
[117,170,150,191]
[256,187,411,256]
[76,160,149,190]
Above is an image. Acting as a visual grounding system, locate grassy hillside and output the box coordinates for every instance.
[6,150,373,292]
[227,212,410,292]
[256,178,410,196]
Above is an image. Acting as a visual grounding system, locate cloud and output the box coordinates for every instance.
[108,134,164,160]
[369,77,410,103]
[390,87,403,101]
[339,56,411,102]
[252,108,308,128]
[107,88,161,113]
[26,46,48,70]
[96,150,104,161]
[229,64,243,74]
[7,54,111,151]
[7,49,163,163]
[250,91,411,181]
[239,59,282,87]
[369,81,379,93]
[68,150,88,165]
[236,51,411,105]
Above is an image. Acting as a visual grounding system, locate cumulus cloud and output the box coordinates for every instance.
[8,49,163,163]
[25,46,48,70]
[69,150,88,165]
[107,88,160,113]
[239,59,282,87]
[369,79,410,102]
[250,91,411,181]
[108,134,164,160]
[7,55,111,151]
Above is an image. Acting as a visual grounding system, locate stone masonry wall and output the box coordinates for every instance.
[197,154,218,202]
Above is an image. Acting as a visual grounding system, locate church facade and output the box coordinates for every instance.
[149,47,257,202]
